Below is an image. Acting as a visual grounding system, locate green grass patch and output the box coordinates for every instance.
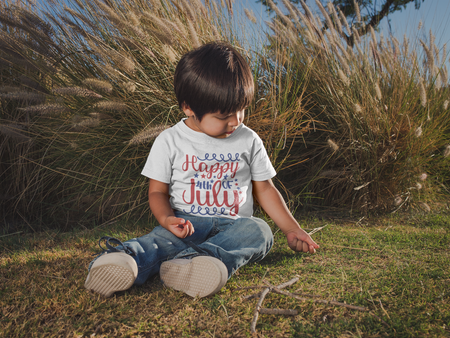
[1,212,450,337]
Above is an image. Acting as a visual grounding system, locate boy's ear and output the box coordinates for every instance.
[181,103,195,118]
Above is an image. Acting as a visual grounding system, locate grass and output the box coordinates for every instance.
[1,211,450,337]
[2,0,449,230]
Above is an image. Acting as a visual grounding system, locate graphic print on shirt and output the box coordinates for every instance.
[181,153,247,216]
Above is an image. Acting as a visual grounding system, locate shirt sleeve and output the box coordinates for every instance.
[141,133,173,183]
[250,135,277,181]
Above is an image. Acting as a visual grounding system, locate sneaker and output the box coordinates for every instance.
[84,252,138,297]
[160,256,228,298]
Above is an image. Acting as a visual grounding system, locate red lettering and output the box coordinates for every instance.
[227,190,241,216]
[206,163,219,179]
[199,162,207,172]
[212,181,224,207]
[182,179,196,204]
[230,163,239,178]
[182,155,198,171]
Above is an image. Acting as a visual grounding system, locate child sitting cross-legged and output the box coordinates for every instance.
[84,41,319,298]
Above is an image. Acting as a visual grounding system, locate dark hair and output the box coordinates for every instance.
[174,41,254,121]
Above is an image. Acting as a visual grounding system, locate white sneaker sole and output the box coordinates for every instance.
[160,256,228,298]
[84,252,138,297]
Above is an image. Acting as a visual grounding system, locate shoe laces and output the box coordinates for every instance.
[95,236,137,256]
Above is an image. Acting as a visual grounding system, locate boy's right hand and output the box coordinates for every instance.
[164,216,195,238]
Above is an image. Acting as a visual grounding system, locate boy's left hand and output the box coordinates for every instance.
[286,230,319,254]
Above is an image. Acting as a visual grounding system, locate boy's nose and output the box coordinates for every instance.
[229,114,240,127]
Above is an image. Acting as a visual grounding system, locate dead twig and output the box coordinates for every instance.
[250,287,270,333]
[308,224,328,235]
[264,281,369,312]
[249,277,301,334]
[243,276,299,300]
[245,276,377,334]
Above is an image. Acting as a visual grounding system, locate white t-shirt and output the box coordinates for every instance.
[141,119,276,219]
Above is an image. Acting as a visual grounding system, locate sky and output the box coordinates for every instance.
[240,0,450,67]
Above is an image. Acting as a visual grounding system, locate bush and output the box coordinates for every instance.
[263,0,450,213]
[0,0,297,229]
[0,0,449,231]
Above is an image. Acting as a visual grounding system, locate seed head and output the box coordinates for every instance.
[370,26,377,47]
[353,0,361,22]
[328,2,342,35]
[441,65,448,85]
[327,139,339,151]
[179,0,195,21]
[82,79,113,94]
[374,82,382,100]
[128,125,171,145]
[89,112,114,120]
[244,8,257,24]
[352,26,361,45]
[316,0,333,33]
[418,78,427,107]
[53,87,103,98]
[268,0,293,28]
[414,126,422,138]
[419,173,427,181]
[72,117,100,130]
[354,103,362,113]
[420,40,434,75]
[18,103,68,115]
[444,100,449,110]
[443,145,450,158]
[187,20,200,48]
[124,81,136,93]
[393,196,402,207]
[162,44,177,63]
[337,69,350,86]
[94,101,127,111]
[338,8,350,34]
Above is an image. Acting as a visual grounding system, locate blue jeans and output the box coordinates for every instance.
[91,211,274,285]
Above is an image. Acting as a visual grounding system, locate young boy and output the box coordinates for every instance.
[84,42,319,298]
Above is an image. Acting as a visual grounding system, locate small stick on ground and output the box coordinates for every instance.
[264,281,369,312]
[249,277,300,334]
[243,276,299,300]
[250,287,271,333]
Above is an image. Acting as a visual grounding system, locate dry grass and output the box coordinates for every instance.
[1,0,449,230]
[1,212,449,337]
[1,0,303,229]
[263,0,450,212]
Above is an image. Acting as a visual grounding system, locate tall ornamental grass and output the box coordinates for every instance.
[1,0,449,231]
[0,0,305,229]
[261,0,450,213]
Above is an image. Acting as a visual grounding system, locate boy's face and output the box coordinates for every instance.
[183,106,245,139]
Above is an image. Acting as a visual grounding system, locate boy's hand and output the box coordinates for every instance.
[286,230,319,254]
[164,216,195,238]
